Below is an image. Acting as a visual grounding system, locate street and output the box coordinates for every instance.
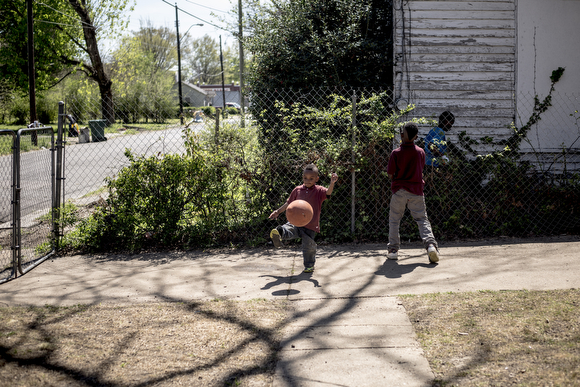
[0,125,192,224]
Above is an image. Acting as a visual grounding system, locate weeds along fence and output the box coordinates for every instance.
[0,127,60,283]
[38,88,580,252]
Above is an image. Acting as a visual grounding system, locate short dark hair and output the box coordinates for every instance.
[404,122,419,139]
[439,111,455,125]
[303,164,319,175]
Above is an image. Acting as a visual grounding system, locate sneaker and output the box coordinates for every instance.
[387,249,398,260]
[303,266,315,273]
[270,228,282,248]
[427,244,440,263]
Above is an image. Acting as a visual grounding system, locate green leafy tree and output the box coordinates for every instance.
[111,32,175,123]
[0,0,79,92]
[183,35,222,84]
[222,43,249,85]
[245,0,393,90]
[132,19,178,73]
[0,0,134,124]
[66,0,134,124]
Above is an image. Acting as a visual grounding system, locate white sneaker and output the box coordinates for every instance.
[387,249,398,260]
[427,244,439,263]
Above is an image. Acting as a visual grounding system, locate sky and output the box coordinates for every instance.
[126,0,238,46]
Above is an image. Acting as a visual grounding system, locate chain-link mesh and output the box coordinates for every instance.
[0,130,16,282]
[516,91,580,172]
[16,127,55,271]
[59,87,580,249]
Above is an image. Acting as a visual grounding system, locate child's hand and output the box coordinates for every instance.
[269,210,279,219]
[330,172,338,183]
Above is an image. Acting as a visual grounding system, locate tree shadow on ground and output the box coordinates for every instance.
[0,299,286,386]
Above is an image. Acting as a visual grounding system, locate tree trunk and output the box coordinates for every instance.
[68,0,115,124]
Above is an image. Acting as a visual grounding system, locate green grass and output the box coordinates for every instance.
[0,131,55,156]
[81,186,107,198]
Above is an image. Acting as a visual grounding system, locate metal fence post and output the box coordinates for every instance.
[54,102,65,248]
[351,89,357,235]
[11,132,19,278]
[13,131,21,276]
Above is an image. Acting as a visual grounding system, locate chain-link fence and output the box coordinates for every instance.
[56,87,579,250]
[0,130,16,281]
[17,127,56,270]
[0,127,58,283]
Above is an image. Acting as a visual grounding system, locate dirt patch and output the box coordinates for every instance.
[400,289,580,386]
[0,299,289,386]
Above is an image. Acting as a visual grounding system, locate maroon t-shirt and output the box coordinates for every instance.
[387,142,425,196]
[287,184,328,232]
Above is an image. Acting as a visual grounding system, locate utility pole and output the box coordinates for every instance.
[219,35,226,115]
[27,0,38,144]
[175,3,184,125]
[238,0,245,127]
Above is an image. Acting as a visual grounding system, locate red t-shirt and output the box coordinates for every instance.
[387,142,425,196]
[286,184,328,232]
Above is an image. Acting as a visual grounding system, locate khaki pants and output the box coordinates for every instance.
[387,189,437,251]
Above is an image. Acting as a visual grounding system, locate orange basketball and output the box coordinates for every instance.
[286,200,313,227]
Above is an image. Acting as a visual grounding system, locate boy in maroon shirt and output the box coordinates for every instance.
[387,122,440,263]
[269,164,338,273]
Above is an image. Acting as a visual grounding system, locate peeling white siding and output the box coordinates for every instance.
[394,0,516,144]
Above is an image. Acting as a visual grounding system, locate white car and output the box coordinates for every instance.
[226,102,242,112]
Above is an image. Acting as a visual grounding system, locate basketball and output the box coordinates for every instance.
[286,200,313,227]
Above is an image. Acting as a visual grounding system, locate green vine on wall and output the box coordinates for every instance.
[499,67,565,156]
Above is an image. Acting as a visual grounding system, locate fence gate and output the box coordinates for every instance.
[0,103,65,284]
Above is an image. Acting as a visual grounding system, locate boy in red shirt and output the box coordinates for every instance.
[387,122,440,263]
[269,164,338,273]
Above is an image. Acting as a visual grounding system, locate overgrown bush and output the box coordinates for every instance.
[62,119,267,252]
[61,75,579,252]
[9,95,28,125]
[37,94,59,124]
[254,90,436,242]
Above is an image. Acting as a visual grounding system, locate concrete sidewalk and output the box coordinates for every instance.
[1,236,579,386]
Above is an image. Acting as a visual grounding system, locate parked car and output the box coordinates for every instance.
[226,102,241,113]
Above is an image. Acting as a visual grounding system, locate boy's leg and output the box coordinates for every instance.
[406,194,437,248]
[271,222,300,248]
[299,228,317,271]
[279,222,300,240]
[387,189,407,255]
[407,194,439,263]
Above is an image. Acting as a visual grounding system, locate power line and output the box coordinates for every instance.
[184,0,229,14]
[36,1,93,28]
[34,19,100,30]
[160,0,229,32]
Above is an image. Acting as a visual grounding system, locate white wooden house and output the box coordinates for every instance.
[172,81,208,107]
[394,0,580,169]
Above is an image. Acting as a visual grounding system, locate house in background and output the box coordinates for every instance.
[172,81,208,107]
[394,0,580,169]
[197,83,243,108]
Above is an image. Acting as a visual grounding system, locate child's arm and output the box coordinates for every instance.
[326,172,338,196]
[269,202,289,219]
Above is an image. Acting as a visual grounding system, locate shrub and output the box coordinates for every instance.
[63,122,266,252]
[201,106,215,117]
[9,96,28,125]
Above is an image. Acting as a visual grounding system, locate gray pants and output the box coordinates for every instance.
[388,189,437,251]
[277,223,317,268]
